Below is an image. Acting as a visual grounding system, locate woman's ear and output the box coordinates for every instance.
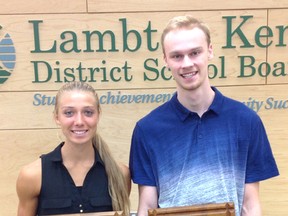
[54,112,61,126]
[96,111,101,125]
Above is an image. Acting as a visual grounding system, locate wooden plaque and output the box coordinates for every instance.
[148,202,235,216]
[48,211,123,216]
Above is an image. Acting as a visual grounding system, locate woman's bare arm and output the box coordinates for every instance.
[16,159,41,216]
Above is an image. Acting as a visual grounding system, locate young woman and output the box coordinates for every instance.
[17,81,131,216]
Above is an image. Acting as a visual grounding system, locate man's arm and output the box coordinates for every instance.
[241,182,261,216]
[137,185,158,216]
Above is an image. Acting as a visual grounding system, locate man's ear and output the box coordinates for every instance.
[208,44,214,60]
[164,54,170,70]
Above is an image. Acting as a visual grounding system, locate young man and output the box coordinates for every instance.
[129,15,279,216]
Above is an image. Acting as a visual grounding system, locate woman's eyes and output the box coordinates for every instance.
[84,110,94,117]
[63,110,95,117]
[64,110,73,117]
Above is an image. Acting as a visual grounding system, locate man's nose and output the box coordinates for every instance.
[182,55,194,68]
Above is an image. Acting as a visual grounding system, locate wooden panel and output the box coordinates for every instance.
[0,129,59,216]
[267,9,288,84]
[87,0,288,13]
[0,129,135,215]
[0,0,86,14]
[0,89,173,130]
[1,1,288,216]
[48,212,122,216]
[220,85,287,216]
[1,85,287,215]
[0,10,273,91]
[47,211,138,216]
[1,85,287,129]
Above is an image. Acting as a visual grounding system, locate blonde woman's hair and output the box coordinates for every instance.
[54,81,130,215]
[161,15,211,54]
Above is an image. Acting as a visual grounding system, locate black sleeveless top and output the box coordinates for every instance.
[36,142,113,215]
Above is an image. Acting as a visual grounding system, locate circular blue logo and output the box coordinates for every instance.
[0,29,16,84]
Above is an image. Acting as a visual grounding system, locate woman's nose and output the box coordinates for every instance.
[75,113,84,125]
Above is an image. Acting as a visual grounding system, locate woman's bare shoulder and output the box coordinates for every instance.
[17,158,42,195]
[20,158,41,177]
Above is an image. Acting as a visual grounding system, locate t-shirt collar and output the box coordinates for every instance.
[171,86,224,121]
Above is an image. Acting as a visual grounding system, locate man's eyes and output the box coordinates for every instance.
[189,50,201,56]
[171,54,183,59]
[171,51,201,60]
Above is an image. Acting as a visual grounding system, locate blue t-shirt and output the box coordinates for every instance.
[129,87,279,216]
